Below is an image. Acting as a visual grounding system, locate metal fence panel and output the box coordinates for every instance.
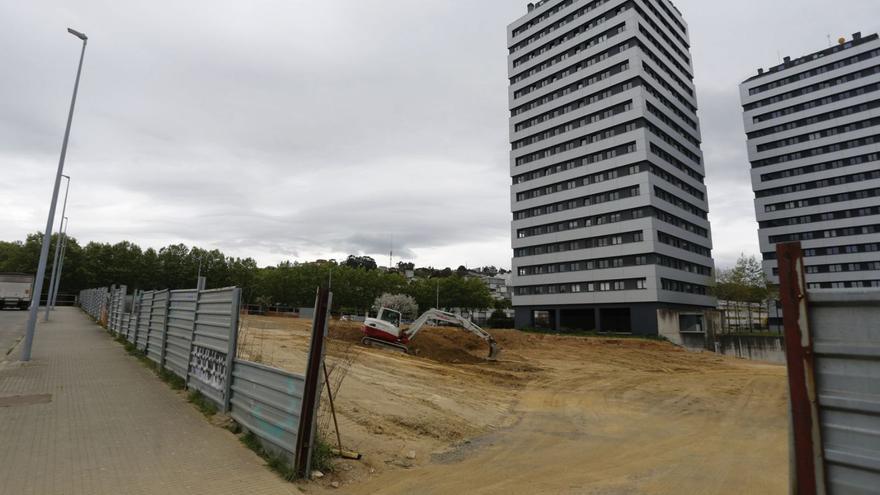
[128,291,141,344]
[121,313,130,340]
[165,289,197,380]
[108,288,119,333]
[147,290,169,364]
[192,288,236,353]
[128,292,136,342]
[188,288,239,410]
[117,286,125,333]
[79,287,109,321]
[111,286,126,334]
[809,290,880,493]
[229,359,305,462]
[136,291,154,352]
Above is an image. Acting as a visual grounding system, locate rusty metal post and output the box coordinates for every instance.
[295,286,332,478]
[776,242,826,495]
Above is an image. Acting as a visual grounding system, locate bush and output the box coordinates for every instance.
[187,390,218,417]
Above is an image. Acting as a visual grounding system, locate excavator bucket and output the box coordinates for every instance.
[488,340,501,361]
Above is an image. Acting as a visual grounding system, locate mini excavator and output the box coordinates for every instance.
[362,307,501,361]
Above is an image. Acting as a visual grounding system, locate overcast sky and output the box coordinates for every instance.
[1,0,877,270]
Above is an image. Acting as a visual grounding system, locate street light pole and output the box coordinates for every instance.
[49,217,70,310]
[21,28,88,362]
[44,175,70,321]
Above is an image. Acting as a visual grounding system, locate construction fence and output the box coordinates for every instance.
[79,283,332,476]
[777,242,880,494]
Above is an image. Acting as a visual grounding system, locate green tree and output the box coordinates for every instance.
[342,255,377,271]
[714,254,770,331]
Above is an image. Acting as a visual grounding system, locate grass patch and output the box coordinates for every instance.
[187,390,218,417]
[127,347,157,371]
[310,437,335,475]
[240,431,299,481]
[158,368,186,390]
[123,341,141,356]
[238,430,335,482]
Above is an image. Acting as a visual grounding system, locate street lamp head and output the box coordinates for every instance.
[67,28,88,41]
[62,174,70,179]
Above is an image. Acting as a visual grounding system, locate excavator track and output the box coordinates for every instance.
[361,337,410,354]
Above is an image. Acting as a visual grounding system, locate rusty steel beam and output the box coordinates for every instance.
[295,286,332,478]
[776,242,826,495]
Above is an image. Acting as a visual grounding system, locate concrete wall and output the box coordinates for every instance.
[718,335,785,364]
[656,308,683,345]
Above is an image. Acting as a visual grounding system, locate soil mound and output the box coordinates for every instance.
[328,321,492,365]
[328,320,364,342]
[407,327,489,364]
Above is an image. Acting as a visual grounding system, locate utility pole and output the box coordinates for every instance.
[21,28,88,362]
[44,175,70,320]
[49,217,69,310]
[436,279,440,309]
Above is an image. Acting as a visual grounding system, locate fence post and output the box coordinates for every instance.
[295,287,332,478]
[776,241,826,495]
[185,286,200,391]
[132,290,141,346]
[221,287,242,414]
[148,292,156,353]
[109,285,116,334]
[158,290,170,370]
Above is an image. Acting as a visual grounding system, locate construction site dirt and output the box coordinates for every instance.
[238,315,788,494]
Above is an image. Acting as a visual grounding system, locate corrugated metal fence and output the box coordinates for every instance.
[79,287,109,321]
[809,291,880,493]
[147,290,169,365]
[229,359,305,463]
[187,288,240,408]
[80,283,327,474]
[165,289,197,381]
[777,242,880,494]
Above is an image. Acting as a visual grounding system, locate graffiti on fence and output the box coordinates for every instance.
[189,345,227,392]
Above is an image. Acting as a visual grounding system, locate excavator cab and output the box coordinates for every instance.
[377,308,402,327]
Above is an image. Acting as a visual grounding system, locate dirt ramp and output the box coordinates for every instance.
[407,328,488,364]
[328,320,364,342]
[328,321,492,364]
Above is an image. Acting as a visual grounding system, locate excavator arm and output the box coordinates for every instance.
[403,309,501,361]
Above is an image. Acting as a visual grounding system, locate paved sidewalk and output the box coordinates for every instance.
[0,309,27,362]
[0,308,300,495]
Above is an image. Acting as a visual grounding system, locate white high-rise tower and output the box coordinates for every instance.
[507,0,716,335]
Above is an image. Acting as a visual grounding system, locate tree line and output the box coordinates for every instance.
[711,254,775,332]
[0,234,499,314]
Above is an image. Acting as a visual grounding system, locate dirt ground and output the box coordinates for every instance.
[237,315,789,495]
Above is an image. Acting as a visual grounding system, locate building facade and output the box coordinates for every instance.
[507,0,716,335]
[741,32,880,291]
